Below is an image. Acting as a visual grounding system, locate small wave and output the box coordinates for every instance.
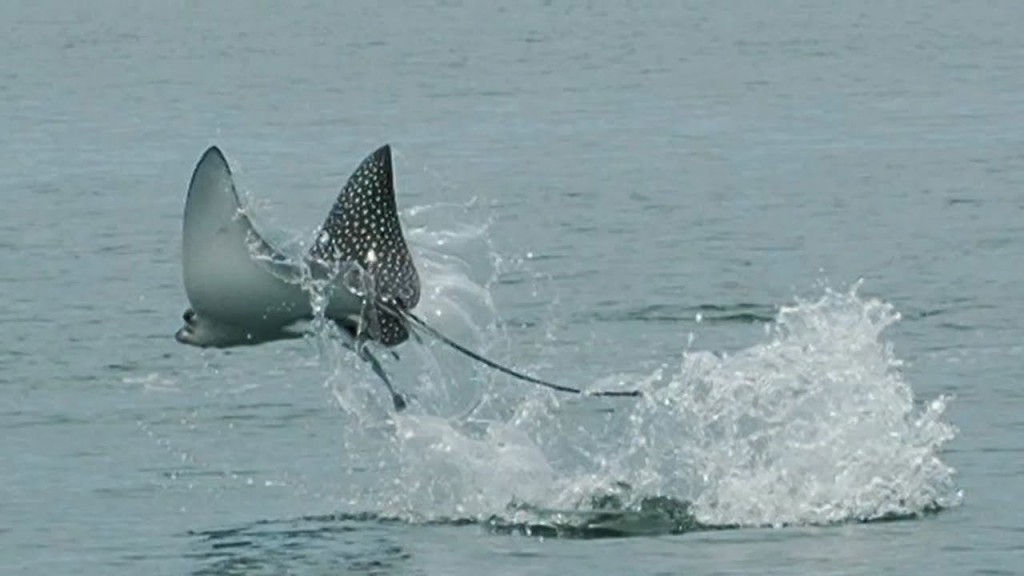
[187,513,412,576]
[584,302,777,325]
[485,496,945,539]
[188,492,949,564]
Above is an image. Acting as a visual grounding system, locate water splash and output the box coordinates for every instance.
[348,279,961,531]
[320,200,504,422]
[606,282,961,527]
[383,414,556,520]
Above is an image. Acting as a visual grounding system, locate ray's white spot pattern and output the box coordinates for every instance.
[310,145,420,345]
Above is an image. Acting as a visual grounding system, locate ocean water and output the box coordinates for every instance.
[3,1,1022,574]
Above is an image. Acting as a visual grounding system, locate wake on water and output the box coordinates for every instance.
[291,199,963,538]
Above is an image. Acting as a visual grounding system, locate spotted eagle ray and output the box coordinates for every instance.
[175,144,640,410]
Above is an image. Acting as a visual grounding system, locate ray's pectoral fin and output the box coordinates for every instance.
[181,146,266,310]
[308,144,421,347]
[375,302,412,347]
[177,146,310,348]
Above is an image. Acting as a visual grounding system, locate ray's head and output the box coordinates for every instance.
[175,307,209,347]
[176,307,306,347]
[175,307,258,348]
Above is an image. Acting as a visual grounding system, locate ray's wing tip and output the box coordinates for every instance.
[191,145,233,182]
[371,143,392,168]
[199,145,227,164]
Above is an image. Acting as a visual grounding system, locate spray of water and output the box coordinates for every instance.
[597,282,961,527]
[328,231,960,531]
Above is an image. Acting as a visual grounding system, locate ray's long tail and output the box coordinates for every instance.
[393,305,643,399]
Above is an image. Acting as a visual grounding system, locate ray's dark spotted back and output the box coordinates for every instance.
[310,145,420,345]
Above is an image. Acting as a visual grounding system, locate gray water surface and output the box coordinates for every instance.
[3,2,1022,574]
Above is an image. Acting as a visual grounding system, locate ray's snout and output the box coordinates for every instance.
[175,308,196,345]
